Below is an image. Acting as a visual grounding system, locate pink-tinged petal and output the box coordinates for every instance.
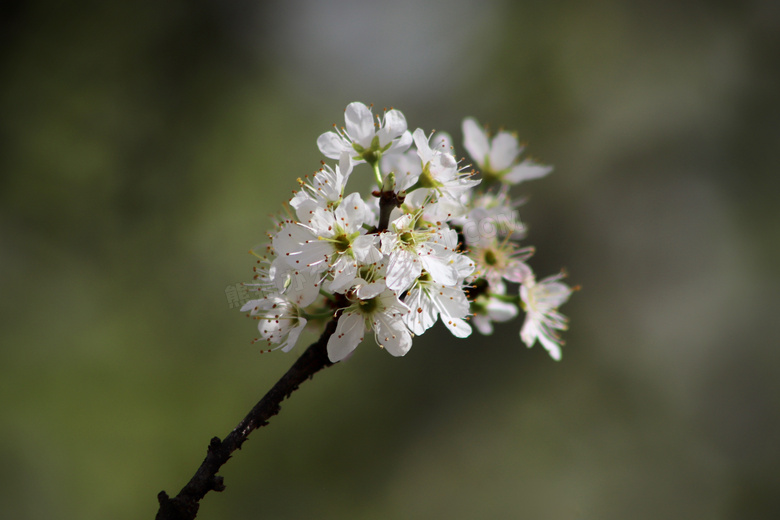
[473,315,494,335]
[317,132,346,159]
[538,332,562,361]
[503,260,533,284]
[485,299,518,322]
[519,315,540,347]
[489,132,522,171]
[503,160,553,184]
[344,102,375,148]
[462,117,489,167]
[328,311,365,362]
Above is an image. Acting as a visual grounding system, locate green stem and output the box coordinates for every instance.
[372,162,383,189]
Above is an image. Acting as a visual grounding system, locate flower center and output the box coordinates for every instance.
[334,233,352,253]
[400,231,415,245]
[418,163,441,189]
[359,296,380,314]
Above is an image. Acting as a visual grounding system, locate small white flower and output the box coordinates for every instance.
[241,294,308,353]
[412,128,479,203]
[273,193,379,291]
[380,213,460,293]
[380,131,454,193]
[290,152,353,220]
[403,273,472,338]
[519,273,574,360]
[317,102,412,165]
[327,288,412,362]
[469,237,534,293]
[455,187,526,247]
[462,117,552,185]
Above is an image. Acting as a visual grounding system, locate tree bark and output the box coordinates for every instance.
[155,319,337,520]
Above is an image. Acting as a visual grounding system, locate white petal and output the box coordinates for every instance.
[436,286,470,319]
[240,299,264,313]
[327,311,365,362]
[403,288,437,335]
[388,130,413,155]
[330,257,358,291]
[317,132,346,160]
[386,250,421,292]
[485,299,519,322]
[281,318,307,352]
[520,315,540,347]
[344,102,375,148]
[374,315,412,357]
[538,332,563,361]
[377,109,407,146]
[356,280,386,300]
[352,234,382,264]
[273,223,320,267]
[292,198,320,223]
[462,117,489,167]
[335,192,366,231]
[431,131,454,155]
[413,128,434,163]
[338,151,353,180]
[489,132,522,171]
[503,160,553,184]
[442,317,472,338]
[421,255,458,287]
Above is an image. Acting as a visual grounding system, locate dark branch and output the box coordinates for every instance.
[372,188,404,233]
[155,319,338,520]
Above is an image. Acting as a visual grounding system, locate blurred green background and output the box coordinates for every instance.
[2,0,779,518]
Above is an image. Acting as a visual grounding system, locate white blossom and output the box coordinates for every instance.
[519,273,574,360]
[317,102,412,165]
[380,212,461,293]
[327,288,412,362]
[403,273,472,338]
[241,294,308,353]
[462,117,552,185]
[240,102,573,362]
[290,151,353,219]
[412,128,479,204]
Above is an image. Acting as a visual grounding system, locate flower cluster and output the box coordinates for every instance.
[242,102,574,362]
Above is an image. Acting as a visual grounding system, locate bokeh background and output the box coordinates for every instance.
[2,0,779,518]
